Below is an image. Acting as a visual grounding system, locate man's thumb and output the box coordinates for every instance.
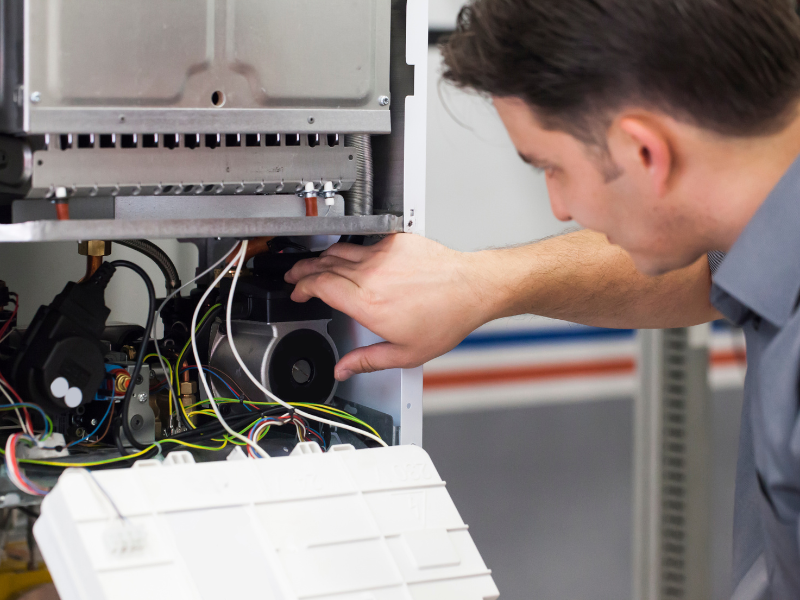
[334,342,404,381]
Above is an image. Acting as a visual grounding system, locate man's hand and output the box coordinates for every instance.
[286,229,720,382]
[285,235,490,381]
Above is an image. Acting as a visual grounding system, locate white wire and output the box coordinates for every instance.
[0,378,30,436]
[190,243,270,458]
[0,328,15,346]
[225,240,389,448]
[152,242,241,424]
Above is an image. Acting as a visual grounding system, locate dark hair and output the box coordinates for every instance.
[442,0,800,144]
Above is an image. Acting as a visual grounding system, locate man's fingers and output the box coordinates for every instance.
[285,255,356,284]
[291,270,369,318]
[335,342,409,380]
[322,242,372,262]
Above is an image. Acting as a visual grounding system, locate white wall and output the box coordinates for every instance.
[425,48,568,253]
[0,240,197,331]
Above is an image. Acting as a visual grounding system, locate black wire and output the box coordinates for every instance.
[107,260,156,451]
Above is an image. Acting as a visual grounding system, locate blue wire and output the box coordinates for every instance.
[67,398,114,448]
[306,426,327,450]
[0,402,52,437]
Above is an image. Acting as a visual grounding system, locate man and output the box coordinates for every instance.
[286,1,800,597]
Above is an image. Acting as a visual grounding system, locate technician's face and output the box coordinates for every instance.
[493,96,698,275]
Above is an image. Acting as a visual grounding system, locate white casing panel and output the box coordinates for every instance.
[34,445,499,600]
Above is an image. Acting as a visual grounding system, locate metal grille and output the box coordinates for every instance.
[660,329,689,599]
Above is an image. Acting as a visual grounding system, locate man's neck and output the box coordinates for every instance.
[701,105,800,251]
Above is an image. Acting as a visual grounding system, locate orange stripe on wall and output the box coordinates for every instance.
[423,349,746,390]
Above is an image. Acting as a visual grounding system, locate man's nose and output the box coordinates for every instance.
[547,183,572,222]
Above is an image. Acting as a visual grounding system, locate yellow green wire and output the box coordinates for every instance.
[168,303,222,430]
[3,400,381,470]
[142,353,174,417]
[181,398,381,440]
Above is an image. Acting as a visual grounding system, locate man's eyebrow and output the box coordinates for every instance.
[518,152,549,169]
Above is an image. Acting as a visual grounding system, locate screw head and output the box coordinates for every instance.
[30,91,41,103]
[378,95,390,106]
[90,419,98,426]
[136,392,148,403]
[307,116,315,124]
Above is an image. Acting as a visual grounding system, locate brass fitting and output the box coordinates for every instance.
[78,240,112,257]
[179,381,198,396]
[115,373,131,394]
[121,345,136,361]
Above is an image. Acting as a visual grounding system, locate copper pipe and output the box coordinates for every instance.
[242,236,275,263]
[56,201,69,220]
[305,196,318,217]
[85,255,103,279]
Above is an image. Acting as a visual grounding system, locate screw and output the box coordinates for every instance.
[30,91,41,103]
[130,415,144,431]
[308,116,315,124]
[136,392,148,403]
[90,419,98,426]
[378,96,390,106]
[408,220,414,227]
[135,374,144,385]
[292,359,313,385]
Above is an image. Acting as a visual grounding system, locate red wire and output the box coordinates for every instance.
[0,298,18,340]
[0,372,33,433]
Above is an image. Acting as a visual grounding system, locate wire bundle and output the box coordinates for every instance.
[0,237,387,497]
[5,433,49,496]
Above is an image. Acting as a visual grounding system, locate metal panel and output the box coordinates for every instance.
[115,195,345,221]
[634,327,713,600]
[0,0,25,133]
[29,145,357,199]
[25,0,392,134]
[0,214,403,242]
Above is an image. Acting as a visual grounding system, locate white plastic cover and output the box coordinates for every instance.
[34,444,499,600]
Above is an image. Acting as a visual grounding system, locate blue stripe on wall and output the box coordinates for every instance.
[455,320,734,350]
[455,327,635,350]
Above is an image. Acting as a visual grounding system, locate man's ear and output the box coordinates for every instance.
[615,116,674,197]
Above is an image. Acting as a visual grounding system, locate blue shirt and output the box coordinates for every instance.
[711,154,800,599]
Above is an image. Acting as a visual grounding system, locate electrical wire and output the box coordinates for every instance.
[5,434,49,496]
[152,243,241,430]
[67,398,114,448]
[190,243,269,458]
[106,261,156,451]
[0,377,31,436]
[223,240,388,447]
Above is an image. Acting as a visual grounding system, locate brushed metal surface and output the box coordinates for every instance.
[0,215,403,242]
[26,0,391,133]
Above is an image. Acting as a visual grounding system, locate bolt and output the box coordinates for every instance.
[30,91,41,103]
[136,392,148,403]
[378,95,390,106]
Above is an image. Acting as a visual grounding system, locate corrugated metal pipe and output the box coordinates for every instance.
[344,134,373,216]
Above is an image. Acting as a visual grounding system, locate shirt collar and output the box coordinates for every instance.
[711,153,800,328]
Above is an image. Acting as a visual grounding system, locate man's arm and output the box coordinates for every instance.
[285,229,721,380]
